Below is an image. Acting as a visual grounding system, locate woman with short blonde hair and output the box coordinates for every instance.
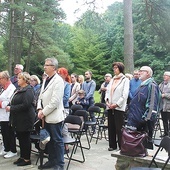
[6,71,35,166]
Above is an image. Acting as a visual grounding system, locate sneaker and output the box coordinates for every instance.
[4,151,17,158]
[0,150,7,156]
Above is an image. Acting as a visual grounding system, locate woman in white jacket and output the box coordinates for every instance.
[105,62,129,151]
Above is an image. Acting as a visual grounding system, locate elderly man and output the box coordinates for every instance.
[159,71,170,137]
[127,66,161,148]
[10,64,24,88]
[37,58,65,170]
[98,73,112,103]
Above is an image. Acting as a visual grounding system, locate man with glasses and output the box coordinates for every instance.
[159,71,170,137]
[127,66,161,149]
[98,73,112,103]
[37,58,65,170]
[10,64,24,88]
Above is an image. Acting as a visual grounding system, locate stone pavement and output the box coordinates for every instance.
[0,134,117,170]
[0,132,169,170]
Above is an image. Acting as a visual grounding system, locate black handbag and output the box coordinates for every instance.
[120,127,148,157]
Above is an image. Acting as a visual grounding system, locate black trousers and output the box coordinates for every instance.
[108,109,124,149]
[161,111,170,136]
[16,131,31,160]
[0,121,17,153]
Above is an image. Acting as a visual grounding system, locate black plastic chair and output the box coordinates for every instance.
[74,110,95,150]
[152,113,164,140]
[64,115,85,170]
[87,105,101,142]
[70,104,83,115]
[94,103,108,144]
[130,136,170,170]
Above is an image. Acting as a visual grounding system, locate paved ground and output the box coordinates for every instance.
[0,125,169,170]
[0,134,117,170]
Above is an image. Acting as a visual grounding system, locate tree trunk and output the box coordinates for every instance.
[8,0,15,76]
[123,0,134,74]
[26,30,35,72]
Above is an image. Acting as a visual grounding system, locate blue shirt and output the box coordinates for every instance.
[63,81,71,108]
[82,80,96,100]
[129,78,141,100]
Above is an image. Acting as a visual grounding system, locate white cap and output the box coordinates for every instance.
[164,71,170,77]
[140,66,153,77]
[105,73,112,78]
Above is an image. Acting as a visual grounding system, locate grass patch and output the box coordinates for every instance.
[94,91,100,103]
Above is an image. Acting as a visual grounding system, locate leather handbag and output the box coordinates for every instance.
[120,127,147,157]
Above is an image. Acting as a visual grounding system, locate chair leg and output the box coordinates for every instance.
[96,126,102,144]
[65,141,85,170]
[74,132,91,150]
[162,157,170,170]
[36,149,44,168]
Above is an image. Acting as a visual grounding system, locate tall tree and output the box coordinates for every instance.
[123,0,134,73]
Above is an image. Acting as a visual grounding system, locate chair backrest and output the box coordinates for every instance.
[160,136,170,154]
[65,115,83,131]
[94,103,106,110]
[70,104,83,115]
[74,110,89,122]
[88,105,101,113]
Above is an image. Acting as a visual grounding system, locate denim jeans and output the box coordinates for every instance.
[45,121,64,168]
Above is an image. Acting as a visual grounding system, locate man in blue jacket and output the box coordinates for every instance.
[127,66,161,147]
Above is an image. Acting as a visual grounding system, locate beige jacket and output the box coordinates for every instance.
[69,82,80,104]
[37,74,64,123]
[159,81,170,112]
[105,75,129,112]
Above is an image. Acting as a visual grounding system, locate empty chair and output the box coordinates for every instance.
[87,106,101,142]
[94,103,108,143]
[74,110,95,149]
[64,115,85,170]
[130,136,170,170]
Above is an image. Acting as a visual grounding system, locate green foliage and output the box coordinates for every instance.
[0,0,170,86]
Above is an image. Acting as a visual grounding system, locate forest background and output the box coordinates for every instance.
[0,0,170,89]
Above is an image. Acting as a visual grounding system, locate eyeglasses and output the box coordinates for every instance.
[139,70,147,72]
[113,66,118,70]
[44,64,54,67]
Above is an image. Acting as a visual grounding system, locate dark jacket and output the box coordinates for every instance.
[75,97,89,110]
[127,78,161,127]
[10,85,36,132]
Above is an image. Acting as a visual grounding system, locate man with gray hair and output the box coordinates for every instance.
[159,71,170,137]
[37,57,65,170]
[10,64,24,88]
[98,73,112,103]
[127,66,161,149]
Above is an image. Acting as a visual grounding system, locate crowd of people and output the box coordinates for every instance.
[0,58,169,169]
